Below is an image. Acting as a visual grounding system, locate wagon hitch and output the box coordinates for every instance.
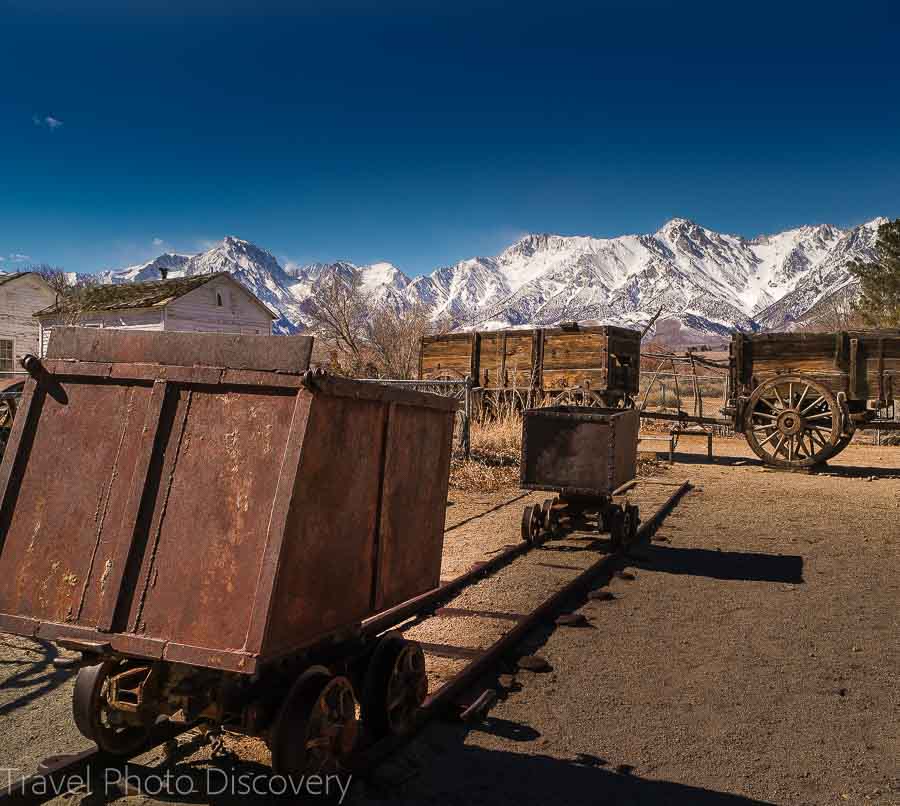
[52,639,113,671]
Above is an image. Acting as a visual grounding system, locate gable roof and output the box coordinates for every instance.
[0,272,54,290]
[0,273,28,287]
[35,272,275,319]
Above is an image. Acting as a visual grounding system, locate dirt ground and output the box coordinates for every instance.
[0,437,897,805]
[382,438,900,806]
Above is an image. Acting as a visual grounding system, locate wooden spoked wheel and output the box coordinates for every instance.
[362,635,427,739]
[827,432,854,460]
[270,668,359,777]
[72,661,153,755]
[744,375,842,469]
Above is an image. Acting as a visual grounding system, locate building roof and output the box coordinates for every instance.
[36,272,275,319]
[0,272,31,287]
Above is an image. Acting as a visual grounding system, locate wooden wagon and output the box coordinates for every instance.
[419,323,641,410]
[727,330,900,469]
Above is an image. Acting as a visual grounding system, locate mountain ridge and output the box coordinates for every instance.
[88,219,887,337]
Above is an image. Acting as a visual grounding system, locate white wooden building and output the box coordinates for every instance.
[35,272,275,356]
[0,273,58,372]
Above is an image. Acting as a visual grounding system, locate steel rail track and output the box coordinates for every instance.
[354,479,692,769]
[1,480,691,804]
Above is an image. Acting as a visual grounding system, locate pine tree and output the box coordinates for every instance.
[848,219,900,328]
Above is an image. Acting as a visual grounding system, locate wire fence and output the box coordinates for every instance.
[638,351,733,434]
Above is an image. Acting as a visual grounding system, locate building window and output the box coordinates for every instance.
[216,292,223,307]
[0,340,13,373]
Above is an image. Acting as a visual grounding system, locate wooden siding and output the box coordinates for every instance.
[37,275,274,356]
[166,275,273,335]
[477,331,536,389]
[419,333,473,379]
[0,275,57,367]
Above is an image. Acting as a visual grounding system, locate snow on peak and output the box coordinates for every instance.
[657,217,699,235]
[94,217,891,338]
[359,262,409,291]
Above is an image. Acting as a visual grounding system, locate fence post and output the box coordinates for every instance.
[462,375,472,460]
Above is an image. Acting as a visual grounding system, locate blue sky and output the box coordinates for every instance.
[2,0,899,276]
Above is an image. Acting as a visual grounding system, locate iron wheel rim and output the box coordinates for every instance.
[384,642,427,736]
[72,661,152,756]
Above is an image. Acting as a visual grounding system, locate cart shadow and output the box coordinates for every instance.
[628,544,804,584]
[659,453,762,467]
[808,464,900,479]
[0,637,75,717]
[363,736,778,805]
[107,736,777,806]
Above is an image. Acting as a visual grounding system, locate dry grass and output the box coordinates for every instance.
[469,406,521,465]
[450,404,665,491]
[449,458,519,492]
[451,406,522,491]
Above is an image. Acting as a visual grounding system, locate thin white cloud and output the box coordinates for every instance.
[152,237,165,247]
[33,115,63,129]
[9,253,31,262]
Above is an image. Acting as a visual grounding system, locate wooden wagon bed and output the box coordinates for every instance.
[731,330,900,407]
[419,324,641,407]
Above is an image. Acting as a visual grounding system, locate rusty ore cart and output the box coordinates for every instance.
[0,328,456,776]
[726,330,900,469]
[420,323,641,409]
[518,406,640,547]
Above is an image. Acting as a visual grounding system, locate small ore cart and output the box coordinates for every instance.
[728,330,900,469]
[518,406,640,547]
[0,328,456,776]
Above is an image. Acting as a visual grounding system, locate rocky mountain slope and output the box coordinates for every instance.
[94,218,886,337]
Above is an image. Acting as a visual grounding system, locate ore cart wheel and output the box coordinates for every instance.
[521,504,541,544]
[623,503,640,544]
[541,499,558,533]
[744,375,841,469]
[270,667,359,777]
[361,634,427,739]
[0,399,16,429]
[604,505,625,550]
[72,661,153,756]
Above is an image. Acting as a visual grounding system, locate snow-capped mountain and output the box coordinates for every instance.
[97,238,305,333]
[93,219,887,337]
[406,218,882,337]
